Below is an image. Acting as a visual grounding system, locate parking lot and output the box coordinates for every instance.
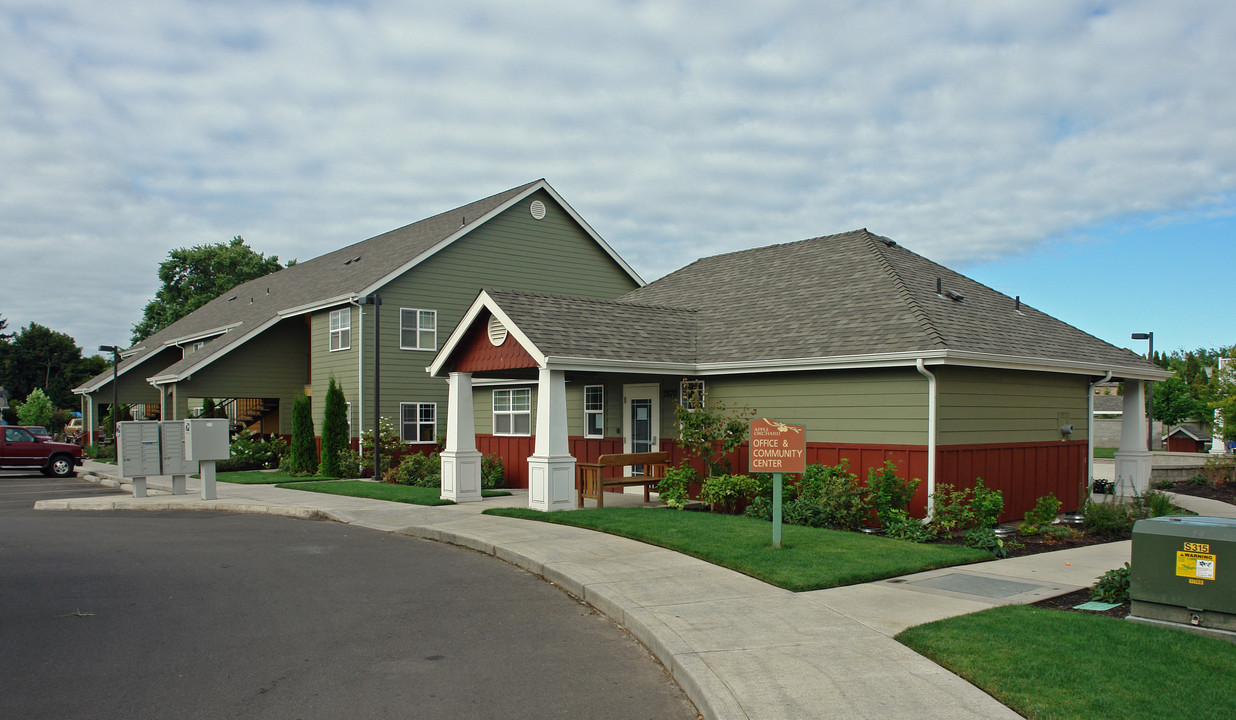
[0,473,695,719]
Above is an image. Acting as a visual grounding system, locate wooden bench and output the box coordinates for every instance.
[576,451,670,508]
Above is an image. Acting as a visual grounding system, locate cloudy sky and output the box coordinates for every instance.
[3,0,1233,363]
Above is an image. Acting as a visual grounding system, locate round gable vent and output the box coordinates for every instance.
[529,200,546,220]
[487,316,509,346]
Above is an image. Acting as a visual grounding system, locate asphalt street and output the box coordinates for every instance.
[0,473,696,719]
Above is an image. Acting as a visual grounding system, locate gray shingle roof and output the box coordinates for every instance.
[77,180,545,392]
[487,290,698,364]
[481,229,1166,378]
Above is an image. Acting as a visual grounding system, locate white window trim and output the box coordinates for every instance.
[680,379,706,409]
[493,388,532,437]
[400,402,437,444]
[584,384,604,438]
[329,308,351,352]
[399,308,437,351]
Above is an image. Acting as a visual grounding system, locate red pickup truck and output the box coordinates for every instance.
[0,426,83,477]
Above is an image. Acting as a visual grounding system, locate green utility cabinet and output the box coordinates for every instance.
[1130,516,1236,633]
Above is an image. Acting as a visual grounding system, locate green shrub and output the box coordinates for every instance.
[336,449,363,479]
[964,526,1009,558]
[218,432,286,472]
[970,478,1004,528]
[929,483,976,535]
[391,451,441,487]
[1084,497,1139,538]
[866,461,919,527]
[319,377,349,477]
[699,474,759,514]
[285,393,318,475]
[1091,562,1131,604]
[481,453,505,489]
[656,465,697,510]
[1200,455,1235,487]
[1023,493,1061,527]
[1040,524,1082,542]
[809,461,868,531]
[1135,489,1182,518]
[882,508,934,543]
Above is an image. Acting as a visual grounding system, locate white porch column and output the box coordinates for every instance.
[440,372,483,503]
[1114,380,1152,495]
[527,367,575,512]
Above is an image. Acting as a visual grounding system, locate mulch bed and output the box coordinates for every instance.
[934,528,1121,559]
[1031,588,1129,619]
[1159,480,1236,505]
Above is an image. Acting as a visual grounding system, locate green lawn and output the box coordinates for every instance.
[276,480,509,506]
[897,605,1236,720]
[221,470,333,484]
[1094,447,1116,459]
[485,507,989,592]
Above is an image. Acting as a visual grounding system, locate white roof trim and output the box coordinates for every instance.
[427,290,547,377]
[361,180,644,299]
[161,323,242,348]
[277,294,358,319]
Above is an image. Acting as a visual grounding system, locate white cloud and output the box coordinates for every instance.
[2,0,1234,355]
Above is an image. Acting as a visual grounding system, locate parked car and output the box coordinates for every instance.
[21,425,53,441]
[65,418,83,436]
[0,426,83,477]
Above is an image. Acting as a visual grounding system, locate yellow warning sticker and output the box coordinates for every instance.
[1176,551,1217,581]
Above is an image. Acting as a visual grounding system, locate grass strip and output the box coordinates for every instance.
[485,507,988,591]
[897,605,1236,720]
[221,470,333,484]
[277,480,509,506]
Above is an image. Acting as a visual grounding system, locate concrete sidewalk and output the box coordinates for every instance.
[35,461,1168,720]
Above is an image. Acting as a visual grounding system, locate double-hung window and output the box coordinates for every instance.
[400,402,436,443]
[493,388,531,436]
[584,385,604,438]
[400,309,437,350]
[329,308,351,351]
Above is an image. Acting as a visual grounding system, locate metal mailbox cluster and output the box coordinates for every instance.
[116,419,230,500]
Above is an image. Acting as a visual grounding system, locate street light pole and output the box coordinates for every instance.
[1131,332,1154,451]
[99,345,121,443]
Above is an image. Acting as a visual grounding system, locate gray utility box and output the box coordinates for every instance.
[118,421,164,477]
[183,419,230,461]
[1130,515,1236,633]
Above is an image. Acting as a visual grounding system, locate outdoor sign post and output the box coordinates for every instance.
[749,418,806,549]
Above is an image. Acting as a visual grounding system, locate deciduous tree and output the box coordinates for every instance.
[131,236,291,343]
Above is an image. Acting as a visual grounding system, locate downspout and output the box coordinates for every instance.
[353,297,364,441]
[915,359,938,522]
[1087,371,1113,504]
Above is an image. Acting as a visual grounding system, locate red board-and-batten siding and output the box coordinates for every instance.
[448,314,538,373]
[475,434,1086,522]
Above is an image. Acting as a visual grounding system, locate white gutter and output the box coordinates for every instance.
[915,359,938,522]
[1087,371,1113,503]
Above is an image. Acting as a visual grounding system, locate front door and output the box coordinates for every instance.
[622,384,660,476]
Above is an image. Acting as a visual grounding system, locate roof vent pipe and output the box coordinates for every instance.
[936,277,942,295]
[1015,296,1020,312]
